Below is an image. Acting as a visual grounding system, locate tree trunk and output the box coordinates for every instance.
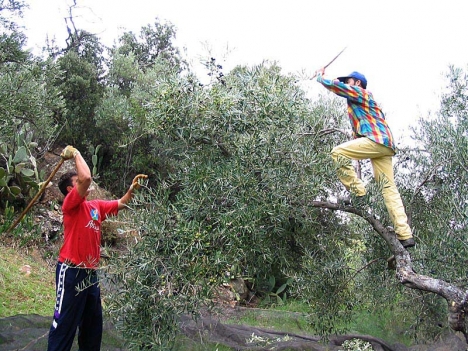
[311,200,468,342]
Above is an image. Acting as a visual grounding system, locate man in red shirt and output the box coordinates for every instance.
[47,145,147,351]
[316,68,414,248]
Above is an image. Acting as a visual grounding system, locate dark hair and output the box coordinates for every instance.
[350,78,367,89]
[58,172,77,196]
[357,80,367,89]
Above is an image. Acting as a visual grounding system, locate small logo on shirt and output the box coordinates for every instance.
[90,208,99,221]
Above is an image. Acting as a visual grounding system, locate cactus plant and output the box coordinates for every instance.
[0,124,42,208]
[88,144,102,177]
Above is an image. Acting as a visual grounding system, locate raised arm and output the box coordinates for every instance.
[118,174,148,210]
[60,145,91,198]
[316,72,366,103]
[75,153,92,197]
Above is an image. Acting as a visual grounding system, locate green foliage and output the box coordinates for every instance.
[91,19,185,192]
[89,144,102,177]
[403,65,468,287]
[0,125,43,208]
[3,7,467,348]
[49,30,105,150]
[54,48,104,149]
[0,31,28,64]
[106,51,142,96]
[356,65,468,342]
[111,18,184,72]
[0,55,63,150]
[0,28,63,209]
[105,61,468,347]
[259,276,293,306]
[0,201,15,232]
[106,61,357,347]
[0,24,64,195]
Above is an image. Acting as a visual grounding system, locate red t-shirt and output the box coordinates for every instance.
[58,187,119,268]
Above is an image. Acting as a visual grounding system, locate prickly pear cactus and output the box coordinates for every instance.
[0,144,40,208]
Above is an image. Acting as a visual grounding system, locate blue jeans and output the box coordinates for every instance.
[47,262,102,351]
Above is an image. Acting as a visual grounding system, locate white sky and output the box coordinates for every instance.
[21,0,468,145]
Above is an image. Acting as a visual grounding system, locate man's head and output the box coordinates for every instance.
[58,171,78,196]
[337,71,367,89]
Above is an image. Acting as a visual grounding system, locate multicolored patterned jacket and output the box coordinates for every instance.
[317,74,396,152]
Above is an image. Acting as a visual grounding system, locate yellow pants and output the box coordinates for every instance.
[331,137,412,240]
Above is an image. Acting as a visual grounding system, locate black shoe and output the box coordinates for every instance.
[399,238,415,248]
[337,195,365,206]
[338,195,351,205]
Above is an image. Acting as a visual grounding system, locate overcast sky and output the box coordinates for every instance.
[21,0,468,145]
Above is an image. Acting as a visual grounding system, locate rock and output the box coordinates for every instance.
[214,284,238,307]
[228,278,249,301]
[38,148,115,206]
[19,265,31,276]
[35,208,62,241]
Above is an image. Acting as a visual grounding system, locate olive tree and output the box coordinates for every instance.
[406,65,468,337]
[105,60,362,348]
[309,65,468,341]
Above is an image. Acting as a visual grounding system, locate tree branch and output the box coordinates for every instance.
[310,199,468,340]
[297,128,350,138]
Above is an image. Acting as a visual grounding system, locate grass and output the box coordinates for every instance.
[225,304,315,336]
[225,300,414,346]
[345,308,413,345]
[0,244,55,317]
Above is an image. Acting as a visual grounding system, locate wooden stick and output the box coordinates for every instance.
[311,46,347,79]
[323,46,347,69]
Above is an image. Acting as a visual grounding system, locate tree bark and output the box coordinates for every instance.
[311,200,468,342]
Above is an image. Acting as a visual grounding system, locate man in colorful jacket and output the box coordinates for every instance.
[316,68,414,248]
[47,145,147,351]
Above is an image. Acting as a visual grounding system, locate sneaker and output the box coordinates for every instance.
[337,194,365,207]
[399,238,415,248]
[337,195,351,205]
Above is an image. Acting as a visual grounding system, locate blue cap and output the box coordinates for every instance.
[337,71,367,88]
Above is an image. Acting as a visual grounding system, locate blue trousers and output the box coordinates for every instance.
[47,262,103,351]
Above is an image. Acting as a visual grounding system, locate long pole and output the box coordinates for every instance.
[6,158,65,233]
[311,46,347,79]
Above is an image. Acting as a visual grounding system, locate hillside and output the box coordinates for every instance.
[0,245,55,317]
